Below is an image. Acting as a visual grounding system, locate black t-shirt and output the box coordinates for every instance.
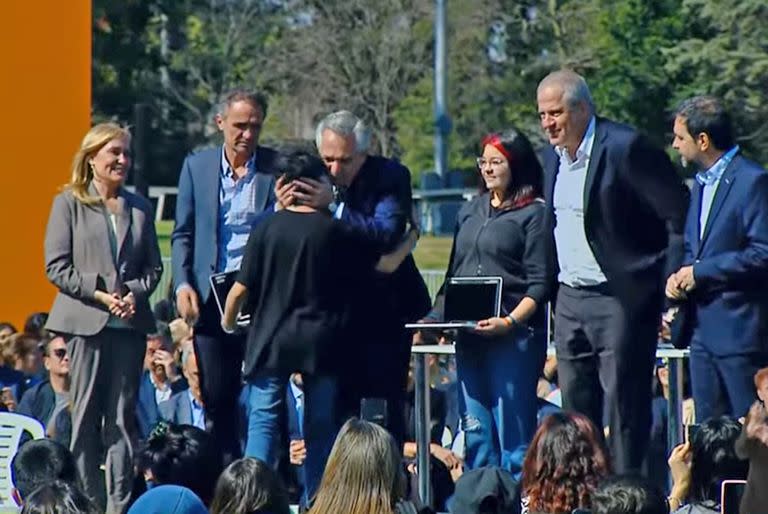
[237,210,380,377]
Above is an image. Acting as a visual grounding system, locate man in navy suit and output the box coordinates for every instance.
[538,70,689,472]
[276,110,431,447]
[171,89,277,461]
[667,95,768,421]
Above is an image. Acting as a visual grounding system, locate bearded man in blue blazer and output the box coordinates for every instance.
[667,95,768,421]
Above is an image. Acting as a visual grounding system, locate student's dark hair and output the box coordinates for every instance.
[11,440,79,501]
[136,422,223,506]
[675,96,735,151]
[478,128,543,209]
[689,416,747,503]
[210,457,291,514]
[275,148,327,184]
[0,321,17,334]
[23,312,49,338]
[591,474,668,514]
[20,480,100,514]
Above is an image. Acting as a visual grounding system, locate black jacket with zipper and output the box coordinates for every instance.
[430,193,550,328]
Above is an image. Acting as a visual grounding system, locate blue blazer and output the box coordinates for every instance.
[684,154,768,355]
[158,390,194,426]
[136,371,188,439]
[171,146,277,303]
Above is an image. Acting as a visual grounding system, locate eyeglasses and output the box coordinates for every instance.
[51,349,67,360]
[476,157,506,168]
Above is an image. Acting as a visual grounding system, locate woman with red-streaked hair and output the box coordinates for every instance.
[421,128,549,476]
[522,411,611,514]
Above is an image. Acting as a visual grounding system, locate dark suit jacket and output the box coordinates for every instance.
[17,380,56,427]
[44,186,163,335]
[736,410,768,514]
[158,389,195,426]
[171,146,277,303]
[682,154,768,355]
[136,370,189,439]
[543,117,689,312]
[340,155,431,323]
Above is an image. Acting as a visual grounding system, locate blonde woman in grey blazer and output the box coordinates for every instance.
[44,122,163,514]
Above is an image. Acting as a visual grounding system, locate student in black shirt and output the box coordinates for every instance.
[221,149,417,506]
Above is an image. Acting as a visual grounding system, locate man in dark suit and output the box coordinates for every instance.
[276,110,431,447]
[537,70,689,472]
[171,89,277,461]
[667,95,768,420]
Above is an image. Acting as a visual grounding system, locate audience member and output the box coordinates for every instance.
[0,321,17,351]
[23,312,50,341]
[209,457,291,514]
[128,484,209,514]
[448,466,521,514]
[667,416,747,513]
[20,480,100,514]
[159,344,204,428]
[311,418,427,514]
[521,412,611,514]
[11,439,79,506]
[735,369,768,514]
[17,336,70,434]
[591,474,668,514]
[136,422,223,506]
[43,122,163,512]
[138,329,187,439]
[8,332,42,386]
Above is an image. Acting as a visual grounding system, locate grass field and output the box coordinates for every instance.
[155,220,452,271]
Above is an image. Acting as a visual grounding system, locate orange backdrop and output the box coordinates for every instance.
[0,1,91,327]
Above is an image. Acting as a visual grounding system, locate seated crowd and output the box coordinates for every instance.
[3,311,767,514]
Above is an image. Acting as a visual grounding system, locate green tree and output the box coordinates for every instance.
[663,0,768,165]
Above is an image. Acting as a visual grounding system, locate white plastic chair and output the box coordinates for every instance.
[0,413,45,508]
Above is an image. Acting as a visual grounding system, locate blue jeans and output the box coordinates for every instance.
[244,372,338,505]
[455,327,545,478]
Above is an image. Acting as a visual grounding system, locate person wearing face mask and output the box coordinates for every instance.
[537,70,689,474]
[43,122,163,513]
[420,128,549,477]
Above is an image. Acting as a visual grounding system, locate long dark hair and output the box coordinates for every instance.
[210,458,291,514]
[522,412,611,513]
[478,128,544,210]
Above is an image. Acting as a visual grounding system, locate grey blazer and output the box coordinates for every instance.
[158,390,194,426]
[44,185,163,336]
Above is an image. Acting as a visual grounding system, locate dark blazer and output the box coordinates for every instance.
[158,389,195,426]
[17,380,56,427]
[542,117,689,311]
[44,186,163,335]
[340,155,431,323]
[682,154,768,355]
[136,370,188,439]
[171,146,277,303]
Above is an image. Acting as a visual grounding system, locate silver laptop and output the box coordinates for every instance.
[209,270,251,327]
[406,276,503,330]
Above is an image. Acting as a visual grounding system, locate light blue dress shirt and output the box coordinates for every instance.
[552,117,607,287]
[217,146,262,272]
[188,389,206,430]
[697,146,740,238]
